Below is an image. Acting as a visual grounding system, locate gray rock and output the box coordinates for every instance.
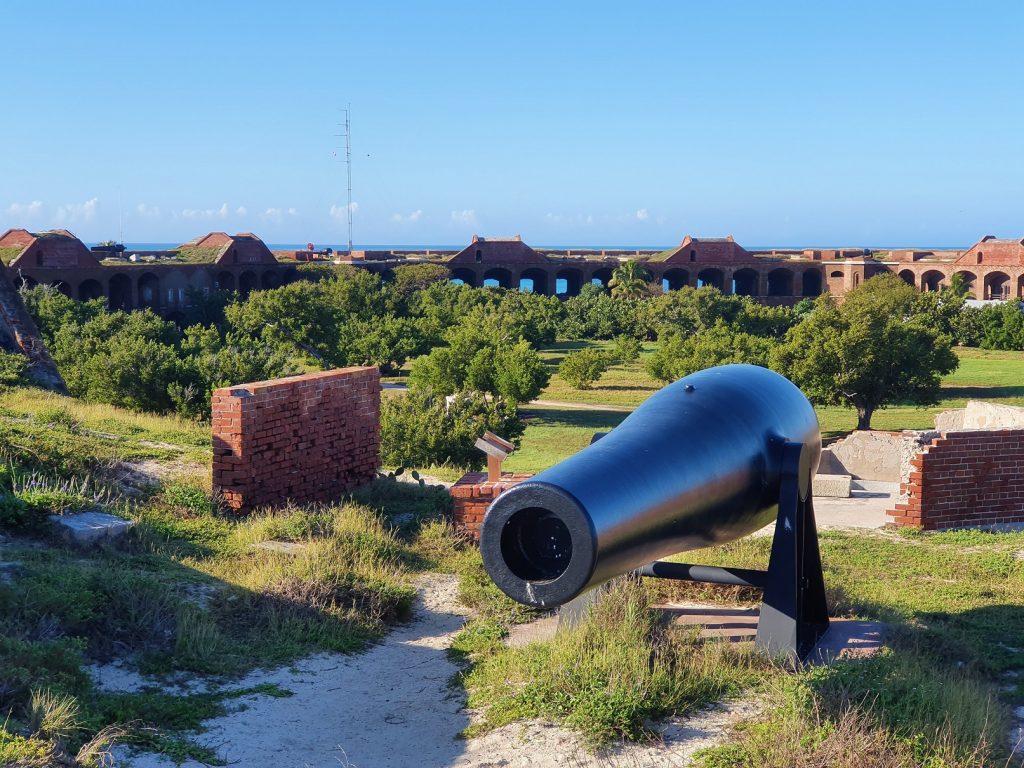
[49,510,134,546]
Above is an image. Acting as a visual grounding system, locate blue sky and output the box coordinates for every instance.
[2,1,1023,247]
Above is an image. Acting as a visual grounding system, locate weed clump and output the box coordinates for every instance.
[456,579,769,746]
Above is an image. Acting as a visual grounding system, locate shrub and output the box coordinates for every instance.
[0,351,28,389]
[611,334,642,364]
[381,390,524,470]
[559,349,612,390]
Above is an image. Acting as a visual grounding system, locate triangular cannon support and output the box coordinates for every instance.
[639,441,830,660]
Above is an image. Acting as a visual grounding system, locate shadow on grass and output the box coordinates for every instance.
[940,385,1024,400]
[518,407,629,431]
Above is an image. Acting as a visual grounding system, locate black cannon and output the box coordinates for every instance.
[480,363,829,658]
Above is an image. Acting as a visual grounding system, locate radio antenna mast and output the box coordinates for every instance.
[343,105,353,254]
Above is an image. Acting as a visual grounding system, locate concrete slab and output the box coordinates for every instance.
[507,600,886,664]
[814,474,852,498]
[49,510,134,546]
[756,479,896,535]
[659,601,886,663]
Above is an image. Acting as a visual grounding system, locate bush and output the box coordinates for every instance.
[611,334,642,364]
[381,390,524,470]
[559,349,612,390]
[646,322,776,383]
[0,351,28,389]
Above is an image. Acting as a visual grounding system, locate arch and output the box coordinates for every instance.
[282,267,300,284]
[109,273,132,310]
[14,274,38,290]
[898,269,916,286]
[662,268,690,292]
[163,270,189,308]
[51,281,72,298]
[984,271,1011,300]
[921,270,944,292]
[953,270,978,299]
[829,270,843,278]
[138,272,160,309]
[78,279,103,301]
[766,268,794,296]
[555,268,583,296]
[696,268,724,291]
[166,311,186,327]
[239,271,258,297]
[450,267,477,287]
[801,269,822,297]
[261,270,281,290]
[732,268,758,296]
[482,268,512,289]
[215,271,235,291]
[590,267,614,287]
[519,267,549,295]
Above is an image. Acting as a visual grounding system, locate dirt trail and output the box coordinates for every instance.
[119,574,752,768]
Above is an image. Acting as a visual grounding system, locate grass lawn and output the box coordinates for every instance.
[452,526,1024,764]
[513,345,1024,471]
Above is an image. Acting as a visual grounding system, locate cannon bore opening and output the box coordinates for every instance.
[500,507,573,582]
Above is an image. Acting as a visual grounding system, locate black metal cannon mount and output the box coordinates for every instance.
[479,364,830,660]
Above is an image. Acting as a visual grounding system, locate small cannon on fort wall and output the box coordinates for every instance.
[480,364,830,659]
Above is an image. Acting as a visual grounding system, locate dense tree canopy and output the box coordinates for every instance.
[772,275,959,430]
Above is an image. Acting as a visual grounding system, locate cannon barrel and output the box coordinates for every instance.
[480,364,821,608]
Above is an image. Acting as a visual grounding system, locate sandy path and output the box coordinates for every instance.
[120,574,751,768]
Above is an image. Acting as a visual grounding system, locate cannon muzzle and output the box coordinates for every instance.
[480,364,830,658]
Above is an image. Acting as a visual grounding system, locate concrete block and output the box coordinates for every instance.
[813,474,852,498]
[49,510,134,546]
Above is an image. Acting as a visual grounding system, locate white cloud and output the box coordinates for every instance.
[182,203,229,220]
[5,200,43,219]
[236,206,247,217]
[636,208,649,221]
[264,207,298,223]
[136,203,161,219]
[391,209,424,224]
[329,202,358,221]
[450,209,477,225]
[546,212,593,225]
[54,197,99,225]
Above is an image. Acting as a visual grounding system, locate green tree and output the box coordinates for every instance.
[645,322,776,383]
[390,263,452,299]
[611,334,642,364]
[380,390,524,469]
[559,349,612,390]
[771,275,959,430]
[608,261,651,299]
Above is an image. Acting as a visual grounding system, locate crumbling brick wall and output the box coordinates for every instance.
[888,429,1024,530]
[212,367,380,514]
[450,471,533,540]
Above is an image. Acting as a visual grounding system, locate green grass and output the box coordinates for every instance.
[514,346,1024,465]
[450,524,1024,764]
[0,389,470,763]
[537,340,661,407]
[0,246,25,265]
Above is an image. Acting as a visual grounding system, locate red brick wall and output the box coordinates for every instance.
[888,430,1024,530]
[212,367,380,514]
[450,471,533,540]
